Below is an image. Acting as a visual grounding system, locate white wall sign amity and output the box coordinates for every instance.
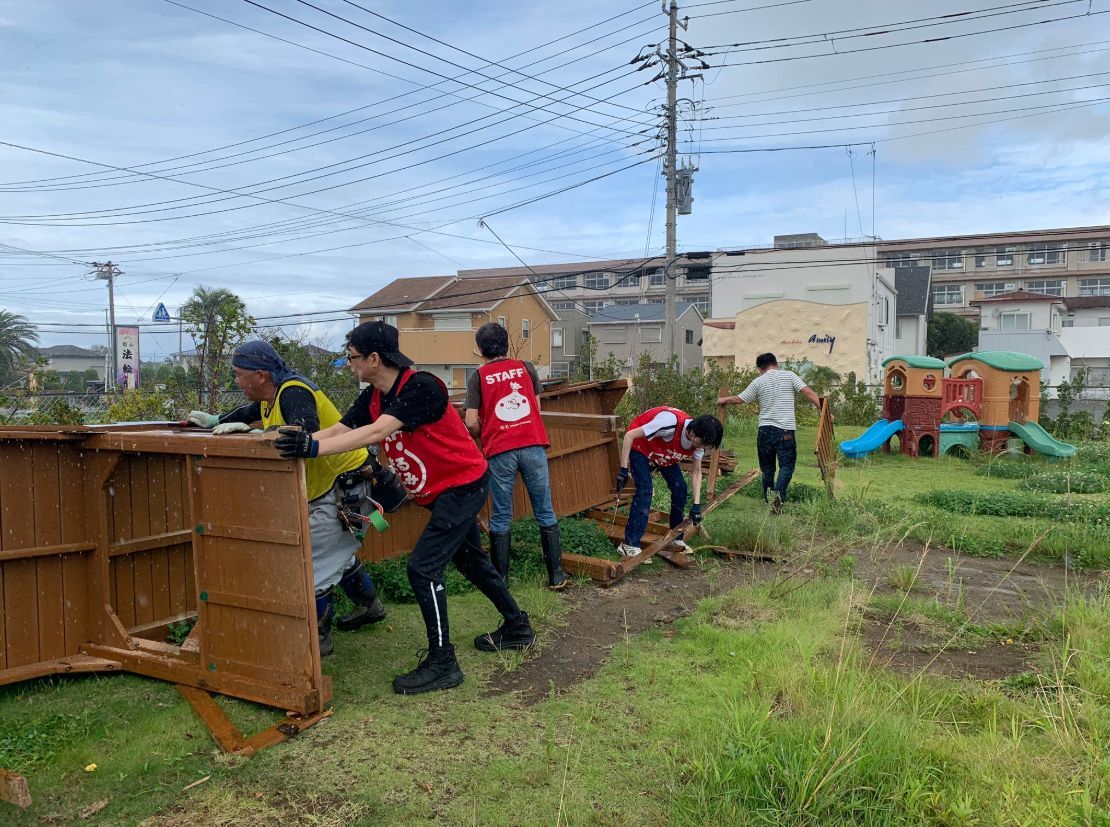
[115,326,140,389]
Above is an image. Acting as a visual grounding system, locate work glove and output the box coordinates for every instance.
[186,410,219,429]
[689,503,702,525]
[211,421,253,435]
[275,426,319,459]
[615,467,629,493]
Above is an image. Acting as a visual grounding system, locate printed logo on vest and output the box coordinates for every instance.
[494,381,532,423]
[385,434,428,494]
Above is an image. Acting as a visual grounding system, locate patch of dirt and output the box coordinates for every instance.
[488,554,776,703]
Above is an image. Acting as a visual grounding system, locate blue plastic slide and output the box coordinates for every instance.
[839,419,904,459]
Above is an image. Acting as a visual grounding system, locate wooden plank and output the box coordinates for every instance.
[0,769,31,809]
[84,431,285,458]
[544,436,615,462]
[586,509,670,535]
[164,457,190,616]
[177,686,244,752]
[656,548,693,568]
[236,708,333,757]
[111,455,136,629]
[131,457,156,627]
[560,553,622,584]
[194,524,301,546]
[59,446,89,657]
[108,529,192,558]
[539,412,619,432]
[0,654,121,688]
[32,444,66,662]
[1,444,40,668]
[148,455,172,622]
[706,387,728,494]
[128,610,197,641]
[199,590,307,620]
[0,542,96,563]
[82,450,119,651]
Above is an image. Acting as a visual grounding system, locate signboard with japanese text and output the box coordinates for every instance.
[115,325,140,389]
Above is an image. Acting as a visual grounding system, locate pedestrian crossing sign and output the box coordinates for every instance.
[153,302,171,322]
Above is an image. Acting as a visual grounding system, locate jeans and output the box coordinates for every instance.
[757,426,797,501]
[623,450,687,548]
[487,445,558,533]
[407,472,522,652]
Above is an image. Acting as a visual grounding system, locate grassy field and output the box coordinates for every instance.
[1,421,1107,824]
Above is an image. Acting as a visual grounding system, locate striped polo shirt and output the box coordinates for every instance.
[738,369,808,430]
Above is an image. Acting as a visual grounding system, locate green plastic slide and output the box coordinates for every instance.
[1007,421,1078,459]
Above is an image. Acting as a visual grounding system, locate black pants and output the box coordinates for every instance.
[757,426,797,501]
[408,472,521,652]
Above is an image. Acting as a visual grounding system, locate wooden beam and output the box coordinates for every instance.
[109,529,192,558]
[560,553,622,584]
[540,412,619,432]
[178,685,245,752]
[0,541,95,563]
[0,769,31,809]
[706,387,728,494]
[0,655,121,688]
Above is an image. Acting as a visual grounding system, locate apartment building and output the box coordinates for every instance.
[879,225,1110,317]
[588,303,703,375]
[456,253,713,318]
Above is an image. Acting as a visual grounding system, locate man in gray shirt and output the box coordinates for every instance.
[719,352,821,511]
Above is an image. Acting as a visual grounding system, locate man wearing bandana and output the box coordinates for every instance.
[187,340,386,657]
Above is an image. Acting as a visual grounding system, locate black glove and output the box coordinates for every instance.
[689,503,702,525]
[275,427,319,459]
[615,467,629,493]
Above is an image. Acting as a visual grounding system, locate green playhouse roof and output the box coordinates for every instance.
[881,355,946,369]
[946,351,1044,371]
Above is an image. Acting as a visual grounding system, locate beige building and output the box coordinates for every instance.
[879,225,1110,317]
[350,275,557,389]
[588,303,703,375]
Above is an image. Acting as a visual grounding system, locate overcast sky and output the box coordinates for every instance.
[2,0,1109,356]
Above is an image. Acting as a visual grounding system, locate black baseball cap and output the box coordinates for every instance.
[346,320,414,368]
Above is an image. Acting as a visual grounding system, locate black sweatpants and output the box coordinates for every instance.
[408,471,522,652]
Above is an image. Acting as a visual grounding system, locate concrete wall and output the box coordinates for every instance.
[1067,306,1110,327]
[703,300,871,380]
[977,300,1062,332]
[591,313,702,374]
[45,355,105,379]
[895,314,927,356]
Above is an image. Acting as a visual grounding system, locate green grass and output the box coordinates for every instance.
[2,568,1106,824]
[702,417,1110,569]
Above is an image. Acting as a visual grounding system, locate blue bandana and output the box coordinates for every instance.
[231,340,318,390]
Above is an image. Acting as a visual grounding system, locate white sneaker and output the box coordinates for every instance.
[617,543,641,557]
[671,539,690,552]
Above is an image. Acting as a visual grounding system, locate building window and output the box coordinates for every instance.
[975,255,990,268]
[584,272,610,290]
[1087,242,1109,262]
[1000,312,1031,331]
[582,300,607,315]
[551,328,563,348]
[932,285,964,306]
[976,282,1013,298]
[613,299,639,305]
[1062,319,1075,327]
[550,301,574,311]
[615,271,640,288]
[433,314,471,331]
[1079,278,1110,296]
[932,250,964,270]
[692,295,710,315]
[521,319,530,340]
[1099,317,1110,326]
[497,315,506,327]
[1025,279,1065,297]
[885,252,919,268]
[549,274,577,291]
[995,247,1016,267]
[646,298,665,305]
[685,266,710,282]
[551,361,570,378]
[684,329,694,344]
[598,328,626,345]
[649,268,666,286]
[1028,242,1066,265]
[640,325,663,343]
[895,316,904,339]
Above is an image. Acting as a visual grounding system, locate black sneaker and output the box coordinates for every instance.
[474,612,536,652]
[319,630,335,658]
[337,597,387,631]
[392,646,464,695]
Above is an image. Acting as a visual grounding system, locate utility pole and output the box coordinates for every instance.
[92,261,123,392]
[663,0,680,362]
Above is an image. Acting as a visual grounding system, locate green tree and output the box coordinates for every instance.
[926,312,979,358]
[572,333,599,381]
[180,287,254,405]
[0,309,39,384]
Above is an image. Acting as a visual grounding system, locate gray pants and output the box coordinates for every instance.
[309,486,362,592]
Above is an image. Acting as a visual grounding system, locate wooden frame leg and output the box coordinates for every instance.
[0,769,31,809]
[178,685,333,758]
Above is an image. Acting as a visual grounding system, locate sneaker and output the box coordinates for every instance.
[474,612,536,652]
[671,539,690,553]
[617,542,642,557]
[392,646,465,695]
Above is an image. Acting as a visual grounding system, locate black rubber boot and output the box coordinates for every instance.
[391,645,465,695]
[474,611,536,652]
[315,590,335,657]
[336,561,387,631]
[540,524,569,590]
[489,531,511,579]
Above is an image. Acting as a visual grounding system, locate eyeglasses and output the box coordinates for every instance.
[344,352,365,363]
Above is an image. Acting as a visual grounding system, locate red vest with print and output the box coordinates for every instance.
[370,370,487,506]
[629,406,695,467]
[477,359,549,458]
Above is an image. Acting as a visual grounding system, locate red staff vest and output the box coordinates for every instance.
[630,406,695,467]
[370,370,487,506]
[477,359,549,458]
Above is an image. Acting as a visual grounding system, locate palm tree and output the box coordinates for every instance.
[180,286,253,404]
[0,309,39,383]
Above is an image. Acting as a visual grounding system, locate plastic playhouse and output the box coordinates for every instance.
[839,351,1077,460]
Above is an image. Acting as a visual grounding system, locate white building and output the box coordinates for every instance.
[707,237,897,383]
